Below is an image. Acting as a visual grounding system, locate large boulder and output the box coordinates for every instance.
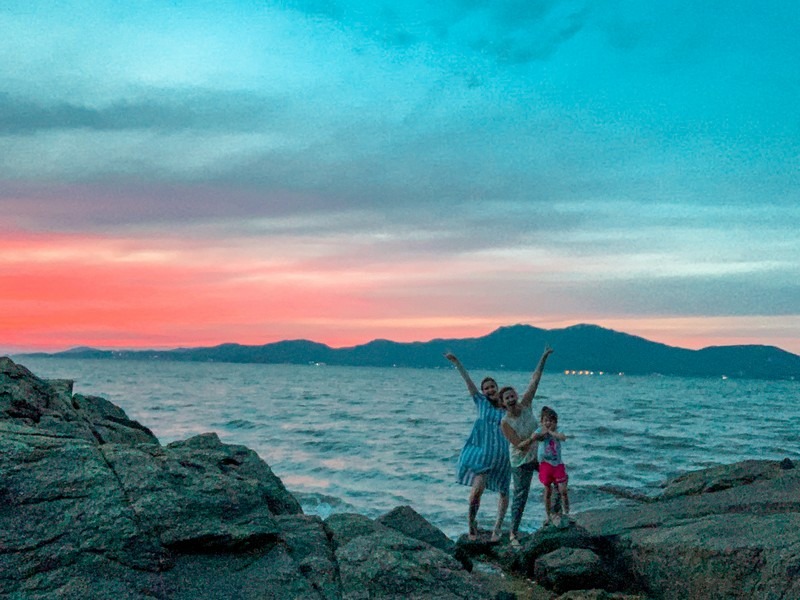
[335,529,486,600]
[0,357,315,598]
[513,523,601,575]
[376,505,472,570]
[100,433,299,552]
[1,357,95,440]
[556,592,648,600]
[658,458,793,499]
[326,513,488,600]
[0,421,167,598]
[71,393,159,445]
[157,544,330,600]
[325,513,387,550]
[533,547,606,593]
[0,357,159,445]
[276,514,341,600]
[376,505,455,554]
[579,459,800,599]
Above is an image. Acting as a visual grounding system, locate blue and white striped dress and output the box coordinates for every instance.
[456,393,511,494]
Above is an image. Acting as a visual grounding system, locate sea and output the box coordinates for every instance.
[15,357,800,540]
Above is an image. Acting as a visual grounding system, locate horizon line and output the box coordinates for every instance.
[7,321,798,358]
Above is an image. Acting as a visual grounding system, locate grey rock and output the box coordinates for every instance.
[0,422,166,598]
[376,504,455,554]
[556,592,648,600]
[335,528,487,600]
[0,357,310,598]
[658,459,788,500]
[325,512,390,550]
[533,547,606,594]
[101,437,285,552]
[160,544,326,600]
[327,512,488,599]
[377,505,473,571]
[580,460,800,599]
[72,393,159,445]
[1,357,95,441]
[486,523,600,577]
[1,357,159,446]
[277,514,341,600]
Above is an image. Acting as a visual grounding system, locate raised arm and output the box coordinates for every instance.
[520,345,554,407]
[444,353,479,396]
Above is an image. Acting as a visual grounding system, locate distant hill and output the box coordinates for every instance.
[14,324,800,380]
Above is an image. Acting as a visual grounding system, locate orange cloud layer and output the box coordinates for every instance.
[2,230,799,354]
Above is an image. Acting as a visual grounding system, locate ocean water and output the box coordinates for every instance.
[15,357,800,539]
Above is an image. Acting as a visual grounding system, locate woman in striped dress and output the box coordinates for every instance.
[445,353,511,541]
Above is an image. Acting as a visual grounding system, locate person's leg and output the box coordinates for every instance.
[468,474,486,539]
[492,492,509,541]
[539,462,555,525]
[558,482,570,516]
[551,486,562,516]
[510,465,534,538]
[542,484,553,524]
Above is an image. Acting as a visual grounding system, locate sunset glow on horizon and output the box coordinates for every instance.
[2,2,799,356]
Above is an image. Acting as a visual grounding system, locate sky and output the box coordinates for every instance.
[1,0,799,355]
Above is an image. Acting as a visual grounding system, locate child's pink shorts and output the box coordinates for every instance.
[539,462,568,486]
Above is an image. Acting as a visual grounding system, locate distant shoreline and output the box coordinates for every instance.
[11,323,800,381]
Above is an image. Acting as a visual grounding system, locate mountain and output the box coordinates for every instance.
[13,324,800,380]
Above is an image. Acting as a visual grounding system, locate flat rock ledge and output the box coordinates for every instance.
[2,357,798,599]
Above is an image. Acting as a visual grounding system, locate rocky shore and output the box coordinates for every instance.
[2,357,798,599]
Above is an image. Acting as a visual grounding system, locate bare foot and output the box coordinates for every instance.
[490,529,502,543]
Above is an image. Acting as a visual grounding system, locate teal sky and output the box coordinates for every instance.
[1,1,799,353]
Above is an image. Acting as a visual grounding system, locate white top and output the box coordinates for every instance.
[502,405,538,468]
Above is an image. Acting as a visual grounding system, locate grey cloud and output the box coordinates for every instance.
[269,0,591,63]
[379,270,800,320]
[576,274,800,318]
[465,1,591,64]
[0,181,333,230]
[0,90,283,134]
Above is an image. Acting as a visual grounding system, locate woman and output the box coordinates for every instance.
[499,345,554,546]
[445,353,510,541]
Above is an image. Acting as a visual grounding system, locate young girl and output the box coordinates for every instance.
[445,353,510,542]
[535,405,571,526]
